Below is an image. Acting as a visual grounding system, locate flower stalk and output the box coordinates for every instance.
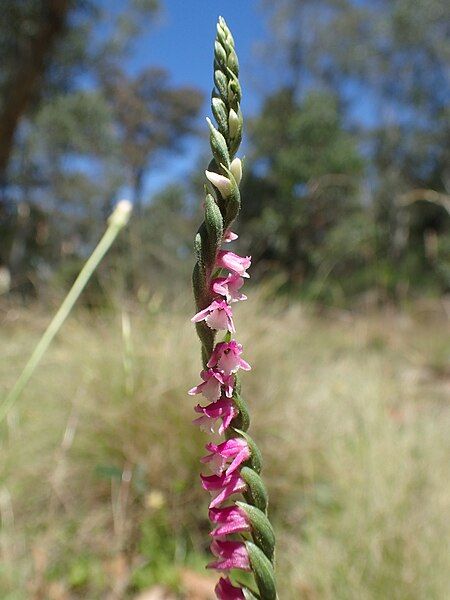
[190,17,277,600]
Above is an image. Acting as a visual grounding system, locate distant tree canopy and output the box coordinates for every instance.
[0,1,448,303]
[101,65,202,212]
[0,0,204,295]
[240,90,364,292]
[248,0,450,300]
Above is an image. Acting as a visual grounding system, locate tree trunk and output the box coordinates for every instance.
[0,0,71,185]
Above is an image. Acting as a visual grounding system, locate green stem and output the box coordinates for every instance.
[0,200,132,424]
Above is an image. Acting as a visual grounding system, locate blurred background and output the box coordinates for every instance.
[0,1,449,599]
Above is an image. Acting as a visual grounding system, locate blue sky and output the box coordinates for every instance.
[98,1,379,200]
[103,0,269,197]
[132,0,267,114]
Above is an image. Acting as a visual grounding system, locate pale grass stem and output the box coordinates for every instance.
[0,200,132,425]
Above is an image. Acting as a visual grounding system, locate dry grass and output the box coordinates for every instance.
[0,293,449,599]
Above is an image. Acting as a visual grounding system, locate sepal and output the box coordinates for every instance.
[205,171,232,198]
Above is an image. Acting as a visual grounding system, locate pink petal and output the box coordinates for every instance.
[188,370,225,402]
[208,540,250,571]
[217,251,251,278]
[209,506,250,537]
[193,397,238,434]
[208,341,251,375]
[201,472,246,509]
[215,577,245,600]
[212,273,247,303]
[191,306,210,323]
[206,308,230,331]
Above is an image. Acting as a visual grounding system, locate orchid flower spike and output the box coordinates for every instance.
[189,16,277,600]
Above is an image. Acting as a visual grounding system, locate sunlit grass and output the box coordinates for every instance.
[0,295,449,599]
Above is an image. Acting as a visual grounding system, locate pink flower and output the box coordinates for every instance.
[201,472,246,508]
[192,300,235,332]
[215,577,245,600]
[223,230,238,243]
[189,370,234,402]
[208,540,250,571]
[201,438,251,475]
[207,341,251,375]
[212,272,247,302]
[217,251,251,278]
[209,505,250,537]
[193,397,237,434]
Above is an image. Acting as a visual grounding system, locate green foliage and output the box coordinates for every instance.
[100,66,202,209]
[35,91,116,156]
[256,0,450,301]
[1,0,449,304]
[0,0,202,296]
[240,88,365,297]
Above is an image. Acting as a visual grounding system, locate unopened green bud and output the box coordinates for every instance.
[206,117,230,168]
[214,40,227,67]
[228,108,240,139]
[230,157,242,185]
[211,97,229,137]
[227,47,239,75]
[214,70,228,99]
[227,69,242,104]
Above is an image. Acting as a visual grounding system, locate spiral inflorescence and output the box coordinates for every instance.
[189,17,277,600]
